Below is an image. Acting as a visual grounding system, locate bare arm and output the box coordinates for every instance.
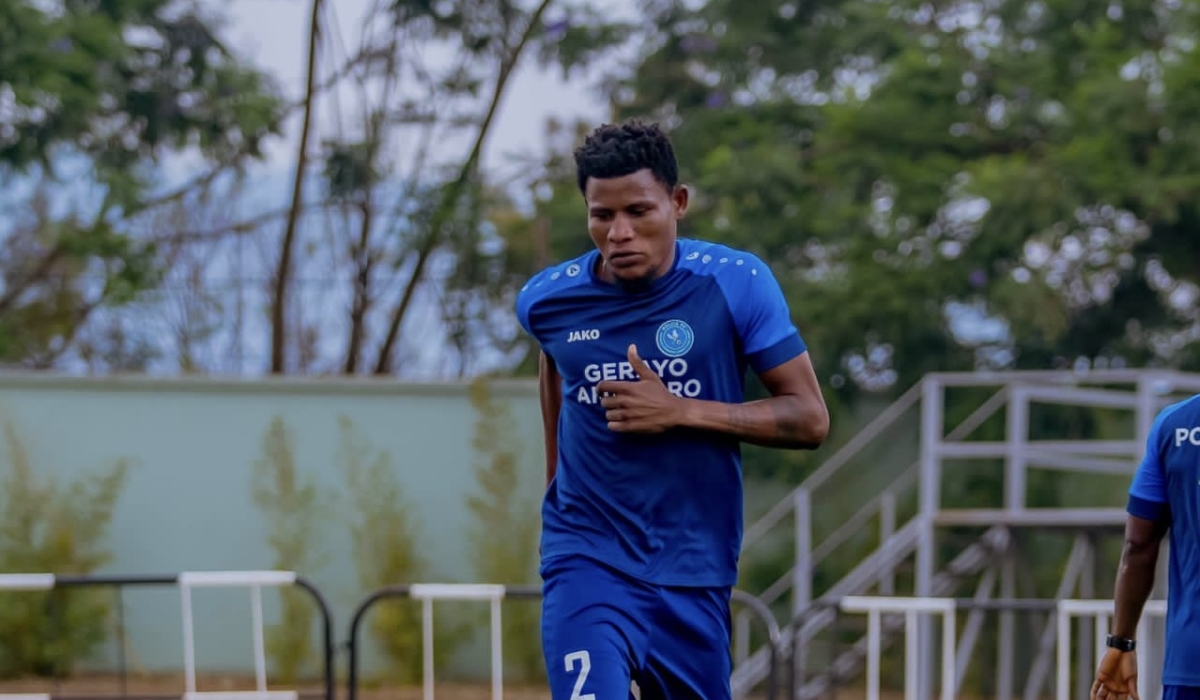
[677,352,830,449]
[1111,514,1169,638]
[538,350,562,486]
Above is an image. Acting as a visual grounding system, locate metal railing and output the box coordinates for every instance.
[740,369,1197,618]
[0,577,1174,700]
[1056,599,1167,700]
[841,596,957,700]
[344,584,782,700]
[783,596,1171,700]
[0,571,335,700]
[734,369,1200,695]
[0,571,776,700]
[345,582,540,700]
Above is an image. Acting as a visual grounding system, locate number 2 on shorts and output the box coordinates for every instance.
[563,650,595,700]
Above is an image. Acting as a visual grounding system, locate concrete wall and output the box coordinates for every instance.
[0,372,544,681]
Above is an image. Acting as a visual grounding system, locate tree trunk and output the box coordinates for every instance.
[270,0,323,374]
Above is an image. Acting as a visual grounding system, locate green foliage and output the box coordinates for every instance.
[0,0,282,189]
[465,378,543,682]
[0,420,131,679]
[338,416,465,683]
[0,0,283,366]
[613,0,1200,380]
[250,416,329,683]
[387,0,632,76]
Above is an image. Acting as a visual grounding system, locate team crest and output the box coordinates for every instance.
[655,319,694,358]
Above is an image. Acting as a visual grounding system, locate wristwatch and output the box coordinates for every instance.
[1106,634,1137,652]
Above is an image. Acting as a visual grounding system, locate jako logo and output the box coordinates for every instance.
[568,328,600,343]
[1175,427,1200,447]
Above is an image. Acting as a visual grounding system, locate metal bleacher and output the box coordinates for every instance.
[731,369,1200,700]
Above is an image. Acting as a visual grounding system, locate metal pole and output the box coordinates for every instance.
[423,597,435,700]
[917,378,943,700]
[116,587,129,698]
[940,606,956,700]
[794,488,813,616]
[880,492,896,596]
[867,609,881,700]
[491,596,503,700]
[1075,537,1096,700]
[251,585,268,693]
[1136,375,1166,700]
[998,385,1027,700]
[905,610,919,700]
[181,583,197,696]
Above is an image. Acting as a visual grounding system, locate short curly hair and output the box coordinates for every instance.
[573,120,679,195]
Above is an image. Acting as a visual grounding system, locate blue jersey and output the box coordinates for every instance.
[515,238,808,587]
[1128,393,1200,686]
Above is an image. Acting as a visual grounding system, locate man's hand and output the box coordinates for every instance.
[1091,648,1139,700]
[597,344,683,434]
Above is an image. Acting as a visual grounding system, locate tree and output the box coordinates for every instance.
[1,0,634,378]
[539,0,1200,395]
[265,0,635,377]
[0,0,285,368]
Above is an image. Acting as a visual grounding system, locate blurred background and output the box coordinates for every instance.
[1,0,1198,698]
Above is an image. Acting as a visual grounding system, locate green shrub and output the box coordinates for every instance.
[250,416,329,683]
[0,420,131,679]
[465,378,543,682]
[338,416,465,684]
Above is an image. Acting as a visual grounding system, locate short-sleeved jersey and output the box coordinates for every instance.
[515,238,808,588]
[1127,393,1200,686]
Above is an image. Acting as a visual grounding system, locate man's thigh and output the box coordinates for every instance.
[638,585,733,700]
[541,556,654,700]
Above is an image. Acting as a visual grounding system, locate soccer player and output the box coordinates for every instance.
[1091,398,1200,700]
[515,120,830,700]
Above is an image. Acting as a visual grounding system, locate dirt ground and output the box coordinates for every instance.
[0,677,964,700]
[0,674,550,700]
[0,674,815,700]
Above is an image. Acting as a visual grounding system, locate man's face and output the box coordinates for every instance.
[584,168,689,287]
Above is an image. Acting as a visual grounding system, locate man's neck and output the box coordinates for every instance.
[595,242,678,290]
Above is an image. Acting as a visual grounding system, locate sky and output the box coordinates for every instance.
[215,0,633,181]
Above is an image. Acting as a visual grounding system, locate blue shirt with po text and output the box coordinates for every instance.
[1128,393,1200,686]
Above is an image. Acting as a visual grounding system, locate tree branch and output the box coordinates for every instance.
[372,0,556,375]
[147,204,316,246]
[0,245,66,316]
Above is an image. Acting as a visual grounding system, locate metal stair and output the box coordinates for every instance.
[730,518,1008,699]
[796,525,1010,700]
[730,369,1200,700]
[731,517,923,696]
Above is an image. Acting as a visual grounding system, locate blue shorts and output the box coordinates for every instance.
[540,555,732,700]
[1165,687,1200,700]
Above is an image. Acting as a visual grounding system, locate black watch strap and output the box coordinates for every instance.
[1106,634,1137,652]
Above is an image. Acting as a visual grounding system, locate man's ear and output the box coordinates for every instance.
[672,184,690,219]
